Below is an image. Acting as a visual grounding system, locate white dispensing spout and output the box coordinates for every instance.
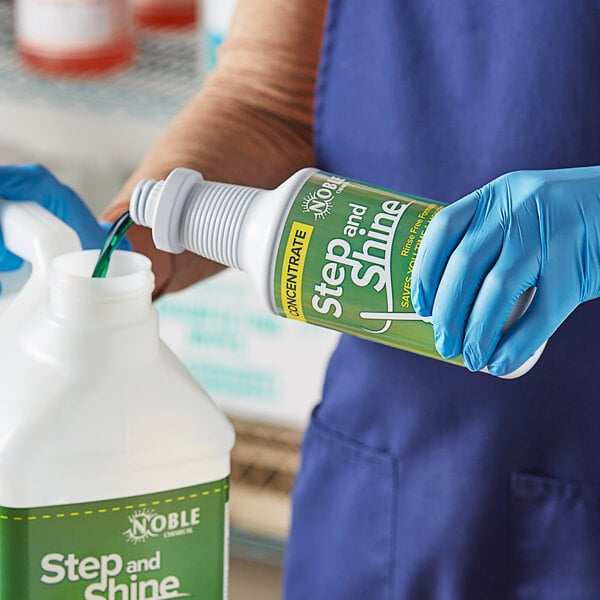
[130,167,260,270]
[129,168,201,255]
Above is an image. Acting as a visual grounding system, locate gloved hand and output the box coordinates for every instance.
[0,164,110,270]
[411,166,600,376]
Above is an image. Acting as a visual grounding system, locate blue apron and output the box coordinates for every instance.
[284,1,600,599]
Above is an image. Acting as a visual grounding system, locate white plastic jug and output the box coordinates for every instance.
[0,200,235,599]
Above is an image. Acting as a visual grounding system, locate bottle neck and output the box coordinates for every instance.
[180,181,260,269]
[130,168,261,269]
[49,251,154,325]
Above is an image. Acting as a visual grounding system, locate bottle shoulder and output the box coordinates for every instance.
[238,168,318,310]
[0,339,234,505]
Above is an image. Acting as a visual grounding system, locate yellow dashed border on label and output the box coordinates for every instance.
[0,482,229,522]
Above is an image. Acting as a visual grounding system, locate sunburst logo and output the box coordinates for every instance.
[123,509,159,545]
[302,192,332,220]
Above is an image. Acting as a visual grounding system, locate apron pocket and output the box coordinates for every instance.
[511,472,600,600]
[284,408,396,600]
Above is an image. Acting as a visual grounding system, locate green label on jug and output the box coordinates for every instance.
[0,478,229,599]
[273,171,462,364]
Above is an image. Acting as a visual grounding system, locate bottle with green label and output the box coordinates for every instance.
[0,200,235,599]
[129,168,544,378]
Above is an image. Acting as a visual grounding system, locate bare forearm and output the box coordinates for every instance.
[103,0,327,295]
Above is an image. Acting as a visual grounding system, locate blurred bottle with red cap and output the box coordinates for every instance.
[15,0,135,77]
[132,0,198,31]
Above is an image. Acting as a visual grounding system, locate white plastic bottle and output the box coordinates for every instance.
[129,167,544,378]
[0,201,234,598]
[15,0,134,76]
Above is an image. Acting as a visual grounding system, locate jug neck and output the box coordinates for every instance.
[49,251,155,325]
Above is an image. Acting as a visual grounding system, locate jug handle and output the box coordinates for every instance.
[0,200,82,321]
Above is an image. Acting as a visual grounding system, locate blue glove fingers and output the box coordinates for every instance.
[426,183,509,358]
[65,201,106,250]
[461,247,539,372]
[0,229,23,270]
[0,165,51,269]
[486,287,572,376]
[0,163,75,226]
[0,164,105,250]
[411,190,480,317]
[0,164,62,205]
[430,220,504,358]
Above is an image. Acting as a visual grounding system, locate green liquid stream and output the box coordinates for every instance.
[92,211,134,278]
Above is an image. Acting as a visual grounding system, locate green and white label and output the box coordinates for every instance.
[274,171,462,364]
[0,478,229,599]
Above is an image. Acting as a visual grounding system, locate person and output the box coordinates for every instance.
[1,1,600,597]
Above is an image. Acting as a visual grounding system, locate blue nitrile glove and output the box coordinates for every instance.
[411,166,600,376]
[0,164,127,271]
